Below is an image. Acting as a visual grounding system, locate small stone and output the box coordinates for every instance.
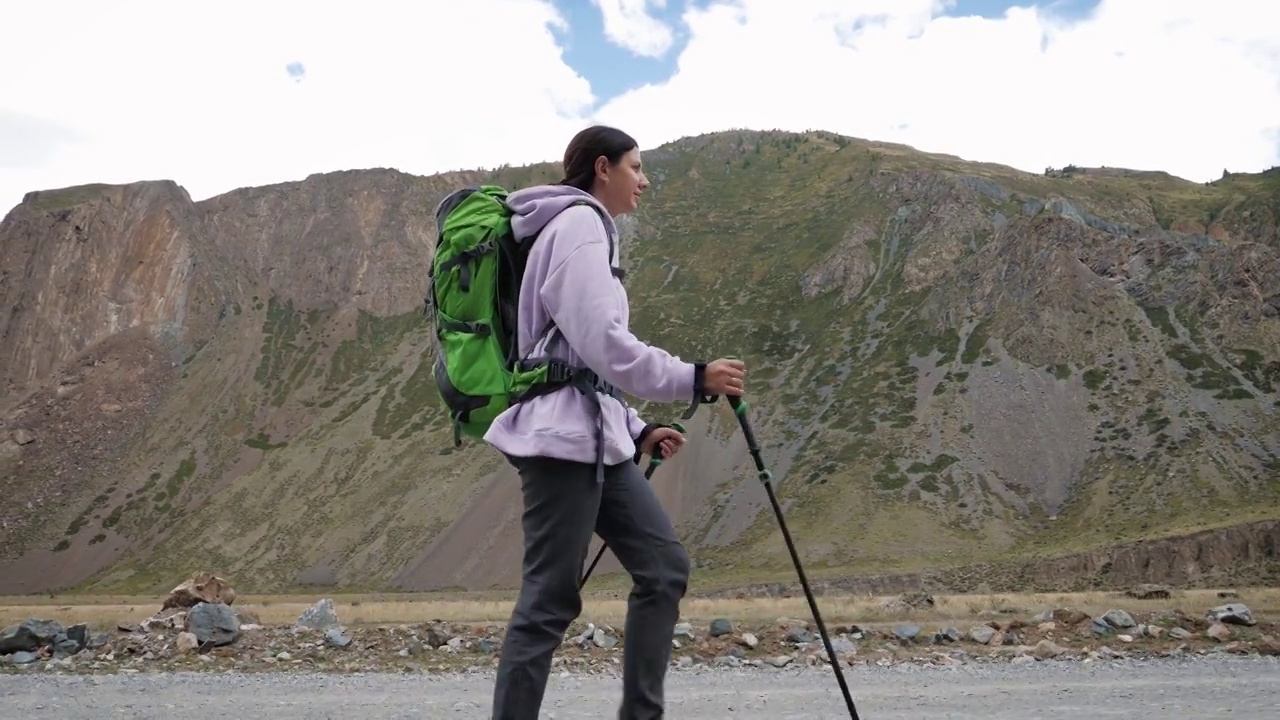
[1117,634,1134,644]
[767,655,793,668]
[1033,639,1068,659]
[738,633,759,649]
[1169,627,1193,640]
[829,637,856,654]
[785,627,815,644]
[324,628,352,648]
[175,632,199,653]
[1207,623,1231,642]
[709,618,733,637]
[932,627,961,644]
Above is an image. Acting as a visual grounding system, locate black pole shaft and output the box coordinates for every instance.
[579,422,684,590]
[577,459,659,590]
[726,394,861,720]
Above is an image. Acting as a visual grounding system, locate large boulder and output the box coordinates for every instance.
[162,572,236,610]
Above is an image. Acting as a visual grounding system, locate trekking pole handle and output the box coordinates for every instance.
[643,422,686,477]
[725,395,772,484]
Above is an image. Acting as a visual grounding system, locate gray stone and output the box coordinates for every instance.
[65,623,90,651]
[295,598,341,630]
[325,628,352,648]
[786,627,815,644]
[708,618,733,637]
[969,625,996,644]
[186,602,241,646]
[933,627,961,644]
[7,651,38,665]
[1207,603,1255,627]
[591,629,617,649]
[829,637,856,654]
[1103,610,1136,629]
[0,619,63,654]
[893,625,920,642]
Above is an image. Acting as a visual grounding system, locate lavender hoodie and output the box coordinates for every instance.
[482,184,697,466]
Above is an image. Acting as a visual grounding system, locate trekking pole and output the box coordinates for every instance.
[579,422,686,590]
[725,394,861,720]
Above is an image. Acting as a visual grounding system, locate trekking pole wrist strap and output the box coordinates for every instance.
[632,422,670,464]
[682,362,720,420]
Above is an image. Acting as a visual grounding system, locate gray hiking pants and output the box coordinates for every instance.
[491,454,691,720]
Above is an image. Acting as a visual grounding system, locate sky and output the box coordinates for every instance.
[2,0,1279,216]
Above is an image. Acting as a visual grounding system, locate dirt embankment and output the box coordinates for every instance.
[707,519,1280,598]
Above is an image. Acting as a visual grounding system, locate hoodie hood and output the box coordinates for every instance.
[506,184,617,257]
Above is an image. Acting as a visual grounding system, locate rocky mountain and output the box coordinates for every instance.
[0,130,1276,597]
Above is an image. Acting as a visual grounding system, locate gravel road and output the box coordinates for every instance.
[3,655,1277,718]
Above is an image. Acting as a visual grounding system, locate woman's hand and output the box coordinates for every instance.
[705,358,746,396]
[641,426,686,459]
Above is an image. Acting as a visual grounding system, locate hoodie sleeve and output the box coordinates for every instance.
[538,207,696,404]
[625,406,648,439]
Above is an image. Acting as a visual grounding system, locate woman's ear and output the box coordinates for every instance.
[594,155,610,183]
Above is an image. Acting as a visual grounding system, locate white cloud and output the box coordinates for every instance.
[0,0,594,213]
[592,0,1280,183]
[2,0,1279,216]
[591,0,676,58]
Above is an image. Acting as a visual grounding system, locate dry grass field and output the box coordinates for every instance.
[2,587,1272,630]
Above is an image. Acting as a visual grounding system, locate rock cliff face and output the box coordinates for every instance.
[0,181,227,398]
[0,131,1276,596]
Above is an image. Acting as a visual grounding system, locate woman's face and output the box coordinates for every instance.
[594,148,649,217]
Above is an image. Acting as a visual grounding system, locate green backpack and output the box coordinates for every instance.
[425,185,619,446]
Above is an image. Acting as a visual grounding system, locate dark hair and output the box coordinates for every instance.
[559,125,638,191]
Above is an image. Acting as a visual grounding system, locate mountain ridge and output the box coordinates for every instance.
[0,129,1276,597]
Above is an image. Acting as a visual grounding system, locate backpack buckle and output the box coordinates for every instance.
[545,360,573,383]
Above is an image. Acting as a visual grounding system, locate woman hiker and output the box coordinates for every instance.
[482,124,747,720]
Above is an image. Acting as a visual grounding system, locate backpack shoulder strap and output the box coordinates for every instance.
[523,199,624,360]
[569,199,624,281]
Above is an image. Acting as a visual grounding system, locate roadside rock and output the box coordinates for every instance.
[295,599,341,630]
[1,596,1274,676]
[1207,604,1255,627]
[1102,610,1136,629]
[185,603,240,647]
[1125,584,1172,600]
[162,572,236,610]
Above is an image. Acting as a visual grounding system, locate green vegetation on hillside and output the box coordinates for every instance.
[8,130,1278,596]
